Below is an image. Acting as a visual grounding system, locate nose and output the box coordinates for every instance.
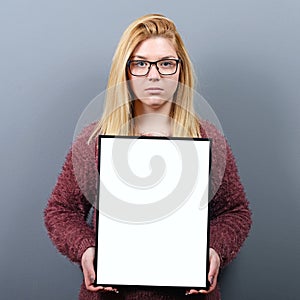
[147,64,160,80]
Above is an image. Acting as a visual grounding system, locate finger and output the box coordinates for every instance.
[199,270,219,294]
[207,261,219,290]
[81,247,105,292]
[208,255,220,278]
[209,272,218,290]
[202,250,220,292]
[104,287,119,293]
[186,285,215,295]
[82,265,95,288]
[186,249,220,295]
[82,264,104,292]
[83,266,118,293]
[199,288,211,294]
[185,263,218,294]
[199,272,218,294]
[185,289,199,295]
[86,283,104,292]
[81,253,94,285]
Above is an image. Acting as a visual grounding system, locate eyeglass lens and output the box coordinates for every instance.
[129,59,179,76]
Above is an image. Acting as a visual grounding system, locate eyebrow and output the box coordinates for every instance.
[131,55,177,60]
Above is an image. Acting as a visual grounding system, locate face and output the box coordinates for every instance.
[128,37,180,113]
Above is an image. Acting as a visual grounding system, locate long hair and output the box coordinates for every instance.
[89,14,200,142]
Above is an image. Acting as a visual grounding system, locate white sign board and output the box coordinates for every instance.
[95,136,211,290]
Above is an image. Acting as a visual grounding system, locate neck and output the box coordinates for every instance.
[134,99,172,116]
[134,100,172,136]
[135,114,172,136]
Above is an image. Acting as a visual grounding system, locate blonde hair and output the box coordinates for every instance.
[89,14,201,142]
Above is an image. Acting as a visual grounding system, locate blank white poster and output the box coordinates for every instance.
[95,136,210,289]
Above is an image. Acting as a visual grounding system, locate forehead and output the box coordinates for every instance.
[132,37,177,59]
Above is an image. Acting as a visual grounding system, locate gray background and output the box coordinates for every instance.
[1,0,299,299]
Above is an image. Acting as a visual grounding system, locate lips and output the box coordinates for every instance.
[145,87,163,91]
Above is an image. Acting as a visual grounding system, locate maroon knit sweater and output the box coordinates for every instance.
[44,122,252,300]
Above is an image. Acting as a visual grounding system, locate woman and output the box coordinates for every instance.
[44,14,251,299]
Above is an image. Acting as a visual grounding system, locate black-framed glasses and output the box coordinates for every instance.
[127,58,181,76]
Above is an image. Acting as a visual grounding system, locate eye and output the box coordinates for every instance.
[134,60,148,68]
[159,60,176,68]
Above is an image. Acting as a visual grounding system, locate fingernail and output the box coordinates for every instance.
[210,276,214,285]
[185,291,191,295]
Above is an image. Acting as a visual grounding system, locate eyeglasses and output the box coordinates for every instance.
[127,58,181,76]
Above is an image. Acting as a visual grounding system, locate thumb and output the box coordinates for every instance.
[81,248,96,287]
[87,267,96,285]
[83,261,95,287]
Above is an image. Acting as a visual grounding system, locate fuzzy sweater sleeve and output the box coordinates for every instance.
[44,128,97,264]
[209,142,252,269]
[201,122,252,269]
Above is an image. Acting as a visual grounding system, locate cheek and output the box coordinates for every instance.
[164,77,179,96]
[129,78,143,97]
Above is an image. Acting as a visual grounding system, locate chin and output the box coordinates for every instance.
[142,97,166,107]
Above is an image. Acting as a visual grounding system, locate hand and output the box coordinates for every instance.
[81,247,119,293]
[185,248,220,295]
